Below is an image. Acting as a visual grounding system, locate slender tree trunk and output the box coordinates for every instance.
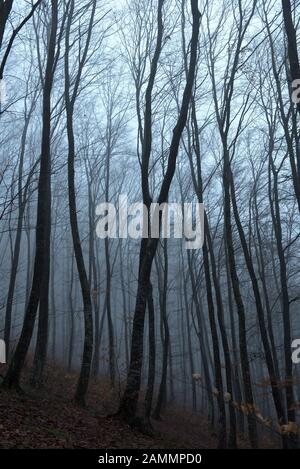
[282,0,300,119]
[230,168,287,446]
[144,282,155,422]
[4,112,31,357]
[68,253,75,372]
[104,140,115,388]
[225,241,244,434]
[3,0,57,390]
[91,238,100,378]
[118,0,200,424]
[187,251,215,426]
[223,147,258,448]
[252,190,281,383]
[153,239,169,420]
[50,230,57,362]
[120,242,129,372]
[30,248,50,388]
[64,0,96,405]
[0,0,13,51]
[268,143,297,447]
[186,92,236,447]
[265,12,300,211]
[181,271,197,410]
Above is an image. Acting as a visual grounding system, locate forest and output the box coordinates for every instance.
[0,0,300,452]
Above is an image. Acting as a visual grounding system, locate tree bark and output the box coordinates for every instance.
[3,0,57,390]
[64,0,96,406]
[118,0,201,423]
[144,282,156,421]
[282,0,300,118]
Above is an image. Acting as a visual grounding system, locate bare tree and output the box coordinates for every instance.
[3,0,58,390]
[64,0,97,406]
[118,0,201,425]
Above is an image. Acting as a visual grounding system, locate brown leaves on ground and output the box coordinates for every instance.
[0,362,211,449]
[0,362,278,449]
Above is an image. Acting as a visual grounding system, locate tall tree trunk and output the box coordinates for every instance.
[30,249,50,388]
[181,268,197,411]
[4,108,33,357]
[105,235,115,388]
[67,252,75,372]
[50,228,57,362]
[265,11,300,211]
[268,141,297,447]
[104,139,115,388]
[3,0,57,390]
[229,167,287,446]
[187,251,215,425]
[64,0,96,406]
[91,238,100,378]
[153,239,169,420]
[225,241,244,434]
[202,241,227,448]
[282,0,300,118]
[222,145,258,448]
[120,242,129,372]
[117,0,200,423]
[0,0,13,51]
[185,93,236,447]
[144,282,155,422]
[252,189,281,383]
[66,104,93,406]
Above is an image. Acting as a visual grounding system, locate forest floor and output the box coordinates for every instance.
[0,361,277,449]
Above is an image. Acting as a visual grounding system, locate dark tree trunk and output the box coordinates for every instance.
[66,105,93,406]
[223,146,258,449]
[230,168,287,447]
[120,242,129,372]
[186,92,236,447]
[91,239,100,378]
[187,252,215,426]
[144,282,156,421]
[50,229,57,362]
[67,253,75,372]
[252,190,281,383]
[153,239,169,420]
[282,0,300,118]
[3,0,57,390]
[64,0,96,406]
[30,251,50,388]
[87,179,100,380]
[225,242,244,434]
[268,141,297,447]
[182,272,197,411]
[0,0,13,51]
[202,241,227,448]
[266,13,300,211]
[117,0,200,423]
[4,108,34,357]
[104,139,115,388]
[105,235,115,388]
